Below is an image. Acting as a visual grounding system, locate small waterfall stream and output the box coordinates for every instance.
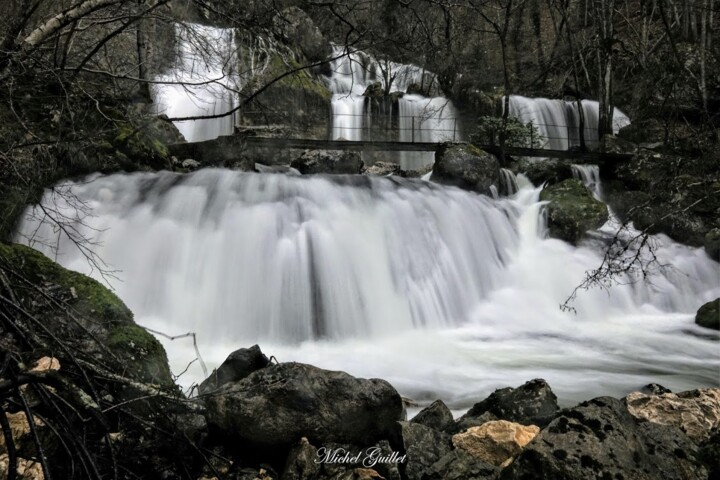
[15,171,719,406]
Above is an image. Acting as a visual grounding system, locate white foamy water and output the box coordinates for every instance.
[15,171,719,407]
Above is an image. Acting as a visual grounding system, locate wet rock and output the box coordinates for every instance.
[291,150,364,175]
[363,82,384,98]
[411,400,454,431]
[451,379,558,433]
[199,344,270,394]
[390,421,452,480]
[509,158,573,186]
[423,449,498,480]
[451,420,539,467]
[255,163,301,175]
[640,383,672,395]
[272,7,331,63]
[431,144,500,195]
[698,428,720,479]
[540,178,608,244]
[624,388,720,441]
[503,397,707,479]
[182,158,201,170]
[204,362,403,447]
[363,161,402,176]
[695,298,720,330]
[705,228,720,261]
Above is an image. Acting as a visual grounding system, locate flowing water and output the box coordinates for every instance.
[15,171,719,407]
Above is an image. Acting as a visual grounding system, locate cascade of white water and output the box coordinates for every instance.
[571,164,602,199]
[153,24,239,143]
[15,171,719,405]
[508,95,630,150]
[325,47,458,169]
[499,168,520,196]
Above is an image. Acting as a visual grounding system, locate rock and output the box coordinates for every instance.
[291,150,364,175]
[431,144,500,195]
[403,163,434,179]
[451,420,539,467]
[509,158,573,186]
[705,228,720,261]
[0,454,44,480]
[390,422,452,480]
[695,298,719,330]
[204,362,403,447]
[640,383,672,395]
[618,118,666,145]
[451,379,558,433]
[503,396,708,479]
[363,82,384,98]
[540,178,608,244]
[698,428,720,478]
[363,161,402,176]
[406,83,426,96]
[272,7,331,63]
[624,388,720,441]
[411,400,454,431]
[0,243,172,386]
[422,450,498,480]
[182,158,201,171]
[282,437,320,480]
[30,357,60,373]
[199,345,270,394]
[0,412,43,455]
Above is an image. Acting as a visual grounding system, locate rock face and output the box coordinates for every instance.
[705,228,720,261]
[272,7,330,63]
[199,344,270,394]
[509,158,573,186]
[291,150,364,175]
[695,298,720,330]
[204,362,403,447]
[503,397,707,479]
[624,388,720,441]
[452,420,539,467]
[391,422,453,480]
[452,379,559,433]
[411,400,454,431]
[540,179,608,244]
[431,144,500,195]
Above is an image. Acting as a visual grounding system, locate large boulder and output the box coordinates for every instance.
[363,161,403,177]
[540,178,608,244]
[422,450,498,480]
[502,397,708,479]
[705,228,720,261]
[272,7,330,63]
[198,344,270,394]
[624,388,720,441]
[451,379,559,433]
[204,362,403,447]
[695,298,720,330]
[431,144,500,195]
[411,400,454,431]
[509,158,573,187]
[291,150,364,175]
[452,420,539,467]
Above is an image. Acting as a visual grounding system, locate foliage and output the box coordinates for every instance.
[470,116,546,148]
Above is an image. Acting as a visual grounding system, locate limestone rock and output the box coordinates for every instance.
[411,400,454,431]
[451,379,558,433]
[695,298,719,330]
[504,397,707,479]
[272,7,330,63]
[0,455,44,480]
[431,144,500,195]
[540,178,608,244]
[282,437,320,480]
[624,388,720,441]
[204,362,403,447]
[199,344,270,394]
[291,150,364,175]
[30,357,60,373]
[451,420,539,467]
[181,158,201,170]
[363,161,402,177]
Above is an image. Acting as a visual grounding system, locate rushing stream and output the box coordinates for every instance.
[14,171,719,407]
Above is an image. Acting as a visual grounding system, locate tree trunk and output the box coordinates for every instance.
[136,0,151,101]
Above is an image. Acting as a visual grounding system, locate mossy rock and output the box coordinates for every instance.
[695,298,719,330]
[108,325,173,385]
[0,243,173,385]
[113,123,170,170]
[705,229,720,262]
[540,179,608,245]
[431,144,500,195]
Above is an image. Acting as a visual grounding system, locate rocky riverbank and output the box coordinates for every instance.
[0,241,718,480]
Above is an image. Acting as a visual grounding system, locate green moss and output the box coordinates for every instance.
[0,243,133,325]
[108,325,173,384]
[540,179,608,244]
[113,123,169,169]
[464,143,487,157]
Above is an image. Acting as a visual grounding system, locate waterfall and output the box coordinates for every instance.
[152,24,239,143]
[499,168,520,196]
[508,95,631,150]
[15,171,719,405]
[571,164,602,199]
[325,47,458,170]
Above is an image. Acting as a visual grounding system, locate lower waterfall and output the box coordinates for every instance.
[14,171,719,406]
